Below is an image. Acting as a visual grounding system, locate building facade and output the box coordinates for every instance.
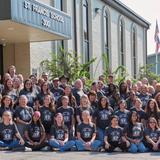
[0,0,150,79]
[147,53,160,75]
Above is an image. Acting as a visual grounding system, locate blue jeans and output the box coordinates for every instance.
[49,139,75,151]
[129,142,147,153]
[97,128,105,144]
[0,140,20,149]
[75,140,102,151]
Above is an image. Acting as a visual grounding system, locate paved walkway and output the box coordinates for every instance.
[0,151,160,160]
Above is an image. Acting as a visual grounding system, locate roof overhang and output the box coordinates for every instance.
[101,0,150,29]
[0,0,71,44]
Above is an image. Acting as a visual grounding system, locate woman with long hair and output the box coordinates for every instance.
[0,95,14,118]
[57,96,75,140]
[39,95,55,136]
[93,96,113,143]
[19,79,37,108]
[76,94,93,125]
[37,82,53,106]
[0,111,24,150]
[24,111,48,151]
[119,81,129,100]
[144,117,160,151]
[57,85,77,109]
[49,113,75,151]
[75,110,101,151]
[145,99,160,126]
[126,111,147,153]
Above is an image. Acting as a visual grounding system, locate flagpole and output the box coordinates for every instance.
[156,52,158,74]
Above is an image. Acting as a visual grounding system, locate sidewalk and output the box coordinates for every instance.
[0,151,160,160]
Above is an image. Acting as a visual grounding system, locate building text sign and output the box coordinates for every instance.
[24,0,64,28]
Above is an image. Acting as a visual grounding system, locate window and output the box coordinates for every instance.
[103,9,110,63]
[54,0,63,10]
[83,0,89,63]
[119,18,125,66]
[132,26,137,78]
[54,0,64,50]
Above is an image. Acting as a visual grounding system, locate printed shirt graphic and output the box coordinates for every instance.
[105,126,124,142]
[77,123,96,142]
[94,107,113,129]
[27,123,42,141]
[0,123,18,142]
[144,128,160,142]
[50,125,68,141]
[131,123,143,139]
[115,110,130,128]
[40,107,54,123]
[15,107,32,122]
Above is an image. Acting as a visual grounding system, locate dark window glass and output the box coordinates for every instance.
[104,11,109,60]
[119,20,124,66]
[83,0,89,63]
[132,28,136,78]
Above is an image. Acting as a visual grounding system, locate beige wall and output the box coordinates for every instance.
[3,43,30,79]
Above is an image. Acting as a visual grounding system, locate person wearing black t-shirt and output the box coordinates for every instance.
[114,100,130,128]
[0,111,24,150]
[57,96,75,140]
[39,95,55,136]
[76,95,93,125]
[93,96,113,143]
[126,111,147,153]
[49,113,75,151]
[104,115,130,152]
[15,95,33,138]
[144,117,160,151]
[24,111,48,151]
[75,110,102,151]
[0,95,15,118]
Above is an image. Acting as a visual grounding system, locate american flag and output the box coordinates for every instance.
[154,20,160,53]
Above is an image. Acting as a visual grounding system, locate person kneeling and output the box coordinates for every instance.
[104,115,130,152]
[49,113,75,152]
[75,110,102,151]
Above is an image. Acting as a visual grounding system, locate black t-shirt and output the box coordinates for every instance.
[15,106,33,122]
[94,107,113,129]
[0,106,15,118]
[105,126,124,143]
[114,109,130,128]
[57,106,74,129]
[144,128,160,143]
[0,122,18,142]
[39,106,55,124]
[26,123,44,142]
[50,125,68,141]
[126,122,144,140]
[130,107,146,121]
[50,87,63,102]
[77,122,96,142]
[138,93,151,109]
[76,107,93,122]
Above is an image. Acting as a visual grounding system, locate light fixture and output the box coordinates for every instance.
[95,8,101,14]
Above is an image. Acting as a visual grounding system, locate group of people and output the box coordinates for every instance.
[0,65,160,153]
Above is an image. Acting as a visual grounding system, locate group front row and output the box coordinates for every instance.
[0,109,160,153]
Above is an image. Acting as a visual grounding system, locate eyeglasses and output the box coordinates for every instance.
[149,121,156,124]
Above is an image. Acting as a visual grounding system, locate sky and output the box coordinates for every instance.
[120,0,160,54]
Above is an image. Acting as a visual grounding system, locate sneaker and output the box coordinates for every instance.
[0,147,10,151]
[114,147,122,152]
[25,147,32,152]
[41,146,50,151]
[52,148,59,151]
[98,147,105,152]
